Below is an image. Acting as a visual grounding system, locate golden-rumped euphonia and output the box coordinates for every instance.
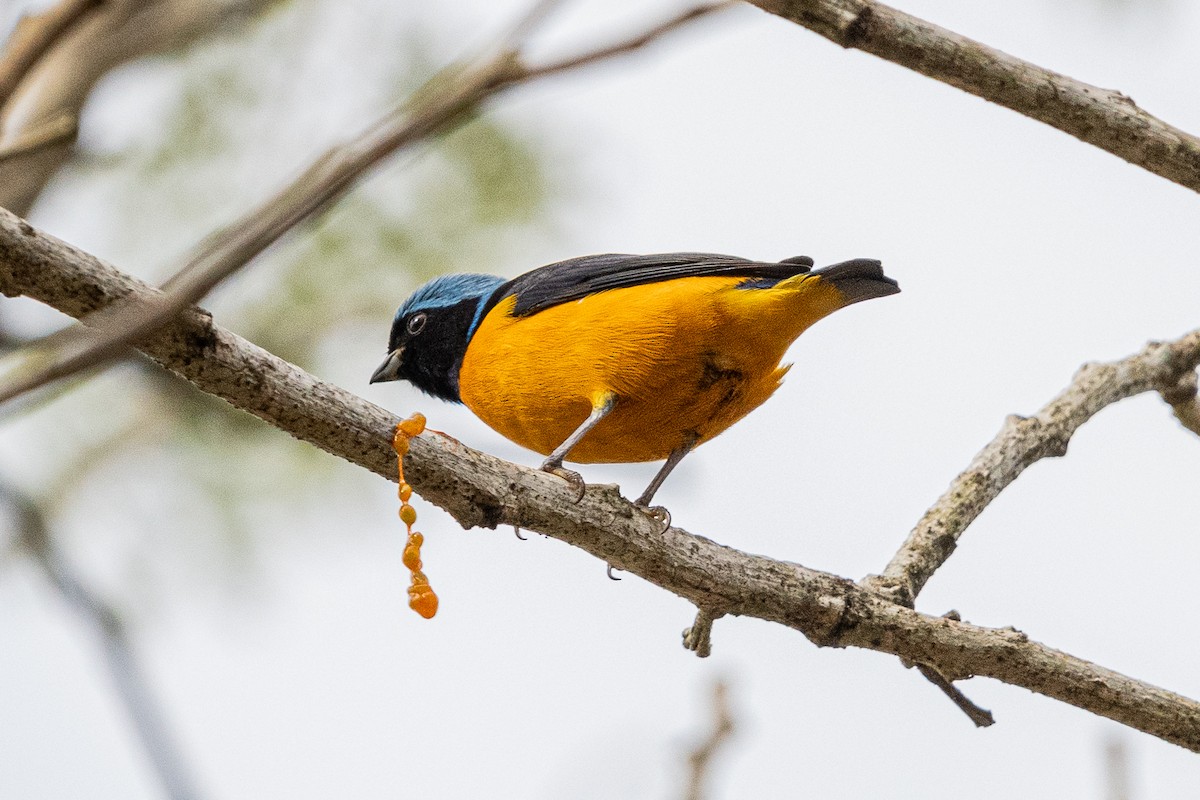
[371,252,898,514]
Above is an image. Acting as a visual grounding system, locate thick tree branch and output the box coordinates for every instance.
[863,332,1200,607]
[0,1,732,407]
[748,0,1200,195]
[4,210,1200,751]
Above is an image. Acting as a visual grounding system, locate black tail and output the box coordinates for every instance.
[814,259,900,306]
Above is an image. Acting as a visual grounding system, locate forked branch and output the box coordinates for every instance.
[864,332,1200,607]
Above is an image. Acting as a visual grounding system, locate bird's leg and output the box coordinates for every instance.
[634,433,698,530]
[541,392,617,503]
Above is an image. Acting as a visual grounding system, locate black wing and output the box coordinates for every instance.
[483,252,816,318]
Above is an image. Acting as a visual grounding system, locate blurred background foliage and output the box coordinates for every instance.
[0,0,561,606]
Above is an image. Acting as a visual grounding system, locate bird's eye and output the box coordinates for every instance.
[406,313,427,336]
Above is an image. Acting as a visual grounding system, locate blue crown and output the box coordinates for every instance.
[397,273,505,319]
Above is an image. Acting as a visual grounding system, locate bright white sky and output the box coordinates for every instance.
[2,0,1200,797]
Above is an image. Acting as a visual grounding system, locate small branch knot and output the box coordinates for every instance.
[1000,625,1029,643]
[683,607,725,658]
[1108,89,1138,108]
[1160,370,1198,406]
[841,6,873,49]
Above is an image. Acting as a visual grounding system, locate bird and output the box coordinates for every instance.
[371,252,898,519]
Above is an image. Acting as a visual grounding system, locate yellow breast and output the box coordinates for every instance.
[457,274,845,463]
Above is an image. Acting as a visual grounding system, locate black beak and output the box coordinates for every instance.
[370,349,404,384]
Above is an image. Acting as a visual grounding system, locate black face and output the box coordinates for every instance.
[382,297,481,403]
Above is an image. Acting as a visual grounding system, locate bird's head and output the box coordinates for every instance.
[370,273,505,402]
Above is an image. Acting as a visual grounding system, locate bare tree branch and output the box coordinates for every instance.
[0,479,204,800]
[747,0,1200,195]
[863,336,1200,608]
[855,298,1200,717]
[4,210,1200,751]
[0,0,732,409]
[521,2,735,81]
[683,680,735,800]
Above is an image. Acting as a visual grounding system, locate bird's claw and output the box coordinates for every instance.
[606,564,622,581]
[541,463,586,503]
[639,504,671,532]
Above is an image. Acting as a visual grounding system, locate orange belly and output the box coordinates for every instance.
[457,275,844,463]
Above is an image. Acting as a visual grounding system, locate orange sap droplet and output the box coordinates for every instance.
[402,533,423,571]
[408,582,439,619]
[393,414,438,619]
[399,413,427,438]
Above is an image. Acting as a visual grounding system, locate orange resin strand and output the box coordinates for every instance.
[393,413,437,619]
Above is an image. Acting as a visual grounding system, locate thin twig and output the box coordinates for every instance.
[521,1,735,82]
[0,479,204,800]
[0,1,733,408]
[863,335,1200,608]
[913,664,994,728]
[683,680,735,800]
[903,610,994,727]
[4,212,1200,750]
[749,0,1200,194]
[902,609,993,729]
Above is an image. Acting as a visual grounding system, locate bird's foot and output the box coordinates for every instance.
[638,504,671,533]
[540,461,586,503]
